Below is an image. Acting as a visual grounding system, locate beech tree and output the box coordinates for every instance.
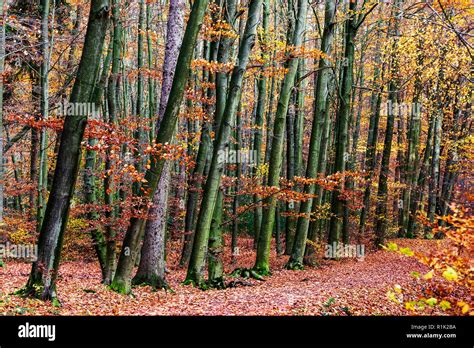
[110,0,211,294]
[21,0,111,301]
[133,0,186,289]
[254,0,308,275]
[185,0,263,287]
[3,0,470,311]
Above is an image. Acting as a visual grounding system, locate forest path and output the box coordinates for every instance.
[0,239,443,315]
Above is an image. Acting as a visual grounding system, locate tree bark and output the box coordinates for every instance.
[254,0,308,275]
[185,0,263,286]
[111,0,210,294]
[133,0,185,289]
[22,0,110,301]
[287,0,336,268]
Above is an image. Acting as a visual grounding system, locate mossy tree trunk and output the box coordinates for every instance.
[111,0,211,294]
[37,0,50,231]
[287,0,336,268]
[103,0,122,285]
[252,0,270,252]
[254,0,308,275]
[185,0,263,287]
[23,0,110,301]
[133,0,185,289]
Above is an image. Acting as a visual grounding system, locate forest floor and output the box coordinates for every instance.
[0,238,462,315]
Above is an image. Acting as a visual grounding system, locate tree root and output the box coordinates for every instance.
[285,260,305,270]
[206,277,226,290]
[132,274,170,291]
[230,268,267,281]
[14,284,61,306]
[109,278,132,295]
[183,278,207,290]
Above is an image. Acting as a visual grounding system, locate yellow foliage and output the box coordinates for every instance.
[8,228,31,245]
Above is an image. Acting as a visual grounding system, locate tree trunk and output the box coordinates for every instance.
[111,0,211,294]
[132,0,185,289]
[185,0,263,286]
[358,28,384,236]
[287,0,336,268]
[37,0,50,230]
[326,0,358,254]
[252,0,269,250]
[0,1,5,225]
[83,39,113,280]
[400,39,423,237]
[374,1,402,248]
[254,0,308,275]
[22,0,110,302]
[208,188,224,287]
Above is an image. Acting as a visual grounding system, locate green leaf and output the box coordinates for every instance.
[405,301,416,311]
[399,247,414,257]
[442,267,458,282]
[439,300,451,311]
[387,290,401,303]
[383,242,398,251]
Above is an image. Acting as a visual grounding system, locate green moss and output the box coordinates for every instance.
[52,297,61,307]
[230,267,267,280]
[110,278,131,295]
[285,260,304,270]
[132,273,169,290]
[206,277,226,290]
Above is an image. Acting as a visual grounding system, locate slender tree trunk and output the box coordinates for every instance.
[180,0,236,267]
[254,0,308,275]
[252,0,269,250]
[132,0,146,196]
[37,0,50,230]
[285,89,296,251]
[437,105,467,220]
[83,39,112,280]
[306,80,334,252]
[407,113,434,237]
[185,0,263,286]
[0,0,5,226]
[146,2,155,143]
[231,101,242,263]
[400,39,423,237]
[358,28,384,236]
[427,109,442,228]
[287,0,336,267]
[102,0,122,285]
[294,59,305,179]
[111,0,211,294]
[133,0,185,289]
[22,0,110,301]
[374,1,402,248]
[326,0,359,254]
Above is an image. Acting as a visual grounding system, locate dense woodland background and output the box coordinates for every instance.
[0,0,472,315]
